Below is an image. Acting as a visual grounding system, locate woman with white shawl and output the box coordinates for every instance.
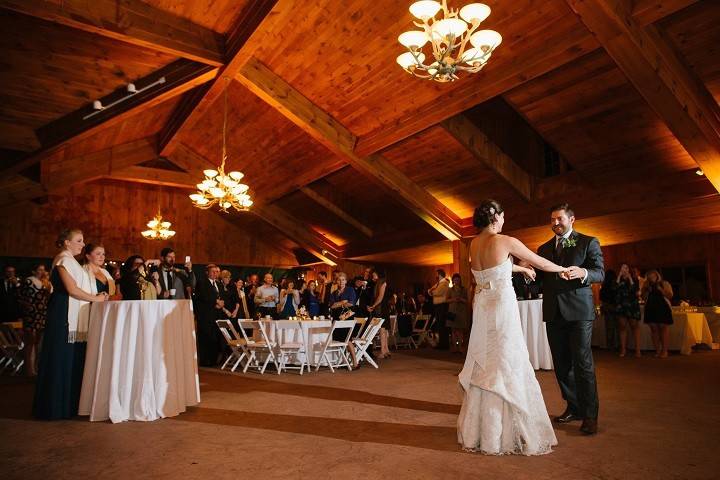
[33,229,108,420]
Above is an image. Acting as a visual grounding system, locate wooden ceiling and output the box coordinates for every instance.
[0,0,718,267]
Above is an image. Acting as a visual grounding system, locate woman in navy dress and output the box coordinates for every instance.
[33,229,107,420]
[301,280,321,317]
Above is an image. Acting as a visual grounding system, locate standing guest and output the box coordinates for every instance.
[245,273,259,318]
[330,270,341,294]
[119,255,160,300]
[388,293,398,316]
[447,273,469,353]
[18,264,52,376]
[616,263,642,358]
[301,280,321,317]
[195,264,224,366]
[232,278,251,320]
[329,272,357,320]
[279,279,301,318]
[368,269,391,358]
[33,229,107,420]
[157,247,195,299]
[219,269,236,320]
[316,271,331,316]
[633,267,647,297]
[1,265,21,323]
[82,244,115,300]
[429,269,451,349]
[600,270,618,351]
[255,273,279,319]
[642,270,674,358]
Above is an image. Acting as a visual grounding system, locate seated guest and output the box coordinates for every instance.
[397,292,416,315]
[301,280,321,317]
[416,292,433,316]
[1,264,21,323]
[157,247,195,299]
[279,279,301,318]
[195,264,224,366]
[255,273,279,319]
[119,255,159,300]
[82,244,115,297]
[642,270,674,358]
[18,263,52,376]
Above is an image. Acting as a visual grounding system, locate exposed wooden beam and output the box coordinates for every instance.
[3,61,217,177]
[107,166,198,190]
[0,174,46,207]
[40,137,157,192]
[441,115,534,202]
[342,227,444,259]
[0,0,224,66]
[158,0,279,156]
[300,187,373,237]
[566,0,720,193]
[251,204,339,267]
[236,57,464,241]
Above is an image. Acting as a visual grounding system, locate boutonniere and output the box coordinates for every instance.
[562,237,577,248]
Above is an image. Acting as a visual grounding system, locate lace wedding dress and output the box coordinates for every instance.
[457,257,557,455]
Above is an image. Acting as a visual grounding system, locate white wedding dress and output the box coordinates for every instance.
[457,257,557,455]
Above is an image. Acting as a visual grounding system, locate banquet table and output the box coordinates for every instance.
[517,299,553,370]
[260,319,334,365]
[79,300,200,423]
[695,307,720,344]
[591,309,713,355]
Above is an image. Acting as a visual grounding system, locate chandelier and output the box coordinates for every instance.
[397,0,502,82]
[189,79,253,212]
[141,210,176,240]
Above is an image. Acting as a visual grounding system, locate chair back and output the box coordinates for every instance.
[413,314,431,332]
[362,318,384,343]
[274,320,305,347]
[331,319,356,344]
[216,319,241,344]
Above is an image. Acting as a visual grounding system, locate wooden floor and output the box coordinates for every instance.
[1,348,718,479]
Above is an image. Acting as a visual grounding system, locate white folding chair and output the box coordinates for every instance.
[216,320,249,372]
[275,320,309,375]
[237,320,279,374]
[411,314,431,347]
[315,320,356,372]
[0,323,25,375]
[353,318,384,368]
[351,317,367,342]
[388,315,398,349]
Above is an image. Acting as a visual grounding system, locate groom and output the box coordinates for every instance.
[538,203,604,435]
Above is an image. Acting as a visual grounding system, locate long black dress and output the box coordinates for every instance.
[32,268,87,420]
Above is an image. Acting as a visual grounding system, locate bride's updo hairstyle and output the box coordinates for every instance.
[473,200,504,228]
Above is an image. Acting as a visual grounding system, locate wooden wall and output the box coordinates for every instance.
[602,233,720,301]
[0,180,297,267]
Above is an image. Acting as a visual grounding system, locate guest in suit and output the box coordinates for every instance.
[538,203,604,435]
[18,263,52,376]
[615,263,641,358]
[157,247,196,300]
[316,271,331,316]
[244,273,259,318]
[195,264,225,366]
[642,269,674,358]
[428,269,451,349]
[254,273,279,319]
[1,265,21,323]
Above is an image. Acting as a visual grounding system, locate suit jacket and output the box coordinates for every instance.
[538,230,604,322]
[158,267,196,299]
[195,278,223,323]
[1,279,21,322]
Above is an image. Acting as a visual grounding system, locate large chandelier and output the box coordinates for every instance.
[141,210,176,240]
[397,0,502,82]
[189,79,253,212]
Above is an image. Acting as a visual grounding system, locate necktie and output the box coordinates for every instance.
[166,271,173,291]
[554,237,563,262]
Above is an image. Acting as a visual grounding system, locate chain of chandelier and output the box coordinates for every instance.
[189,78,253,213]
[397,0,502,82]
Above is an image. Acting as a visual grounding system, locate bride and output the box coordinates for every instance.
[458,199,568,455]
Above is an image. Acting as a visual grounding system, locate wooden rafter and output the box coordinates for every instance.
[0,0,224,66]
[158,0,279,157]
[441,115,534,202]
[236,57,464,241]
[300,186,373,237]
[566,0,720,193]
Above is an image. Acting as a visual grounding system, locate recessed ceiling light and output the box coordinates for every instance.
[696,169,704,176]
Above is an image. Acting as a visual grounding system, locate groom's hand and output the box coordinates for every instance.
[565,266,587,281]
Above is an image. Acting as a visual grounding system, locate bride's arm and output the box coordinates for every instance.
[507,237,566,273]
[511,263,536,281]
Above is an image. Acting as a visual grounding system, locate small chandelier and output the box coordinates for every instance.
[189,78,253,212]
[141,210,176,240]
[397,0,502,82]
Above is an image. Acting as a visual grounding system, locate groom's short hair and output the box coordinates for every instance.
[550,203,574,217]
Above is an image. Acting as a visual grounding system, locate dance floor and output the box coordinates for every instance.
[1,349,718,479]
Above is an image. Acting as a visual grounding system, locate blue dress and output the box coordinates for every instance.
[33,268,88,420]
[302,291,320,317]
[280,291,297,318]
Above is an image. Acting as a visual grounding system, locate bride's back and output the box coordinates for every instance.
[470,233,510,271]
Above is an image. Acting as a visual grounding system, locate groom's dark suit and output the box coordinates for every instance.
[538,230,604,420]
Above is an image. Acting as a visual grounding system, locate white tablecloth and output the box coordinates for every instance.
[517,299,553,370]
[696,307,720,344]
[79,300,200,423]
[261,320,334,365]
[592,310,713,355]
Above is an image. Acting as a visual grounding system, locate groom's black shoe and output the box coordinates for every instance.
[554,408,582,424]
[580,418,598,435]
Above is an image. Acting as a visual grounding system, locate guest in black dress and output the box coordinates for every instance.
[18,263,51,376]
[615,263,642,358]
[33,229,107,420]
[368,269,391,358]
[642,270,674,358]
